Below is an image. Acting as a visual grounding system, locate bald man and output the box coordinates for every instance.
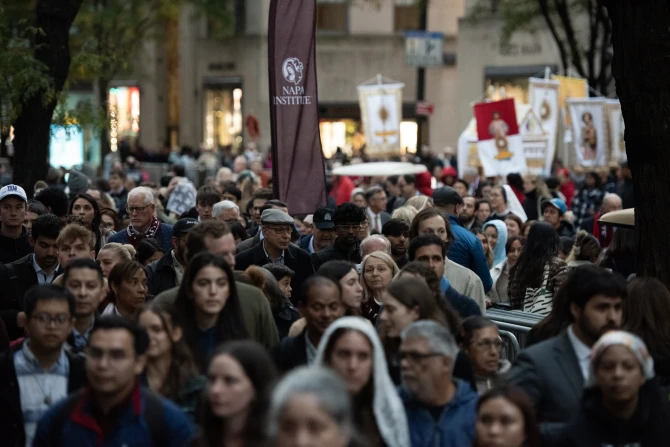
[580,193,622,248]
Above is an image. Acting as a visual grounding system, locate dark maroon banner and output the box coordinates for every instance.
[268,0,326,215]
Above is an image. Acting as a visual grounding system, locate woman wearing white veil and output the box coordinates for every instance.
[502,184,528,223]
[315,316,411,447]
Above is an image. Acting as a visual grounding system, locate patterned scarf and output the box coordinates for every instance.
[126,216,161,246]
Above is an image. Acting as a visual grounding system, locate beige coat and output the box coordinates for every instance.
[444,260,487,314]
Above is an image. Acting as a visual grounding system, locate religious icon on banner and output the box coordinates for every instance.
[580,112,598,161]
[474,98,527,176]
[488,111,512,160]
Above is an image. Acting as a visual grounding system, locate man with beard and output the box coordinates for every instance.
[460,196,482,231]
[507,265,626,435]
[382,218,410,269]
[312,203,366,270]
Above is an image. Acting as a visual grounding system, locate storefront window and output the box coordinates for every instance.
[317,0,348,32]
[204,87,243,151]
[108,86,140,152]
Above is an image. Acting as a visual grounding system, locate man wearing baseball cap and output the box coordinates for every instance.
[0,184,33,264]
[541,198,576,238]
[147,218,198,295]
[299,207,336,255]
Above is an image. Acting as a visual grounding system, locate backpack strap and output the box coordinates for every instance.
[47,390,85,447]
[143,390,166,447]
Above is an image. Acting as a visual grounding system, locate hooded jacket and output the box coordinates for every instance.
[555,220,576,238]
[0,225,32,264]
[399,379,478,447]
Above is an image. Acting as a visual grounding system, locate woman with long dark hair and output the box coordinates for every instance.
[625,278,670,385]
[315,317,410,447]
[600,228,636,280]
[508,221,567,311]
[473,386,542,447]
[69,193,102,253]
[556,331,670,447]
[191,341,277,447]
[138,301,205,422]
[174,252,249,371]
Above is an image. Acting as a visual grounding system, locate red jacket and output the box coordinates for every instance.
[560,181,576,209]
[331,176,355,205]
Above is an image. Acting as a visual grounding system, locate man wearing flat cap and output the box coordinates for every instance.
[235,209,314,304]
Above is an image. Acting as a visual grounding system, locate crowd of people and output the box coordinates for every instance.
[0,151,666,447]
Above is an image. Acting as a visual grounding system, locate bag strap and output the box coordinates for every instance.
[48,390,85,447]
[144,390,166,447]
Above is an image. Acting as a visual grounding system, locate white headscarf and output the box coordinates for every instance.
[502,184,528,223]
[314,317,411,447]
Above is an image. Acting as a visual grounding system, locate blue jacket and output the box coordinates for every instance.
[33,385,194,447]
[447,214,493,293]
[108,223,174,253]
[400,379,479,447]
[440,278,482,318]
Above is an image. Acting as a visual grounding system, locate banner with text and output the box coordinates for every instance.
[268,0,326,214]
[568,98,607,167]
[529,78,560,175]
[357,81,404,157]
[474,98,527,177]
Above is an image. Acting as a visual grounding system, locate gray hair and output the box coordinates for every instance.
[127,186,154,205]
[267,366,352,438]
[212,200,240,218]
[364,186,385,202]
[401,320,458,360]
[360,235,391,257]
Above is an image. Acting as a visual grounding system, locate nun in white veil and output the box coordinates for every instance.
[314,316,411,447]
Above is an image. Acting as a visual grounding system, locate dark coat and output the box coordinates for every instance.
[0,343,87,447]
[235,242,314,305]
[311,238,362,270]
[0,226,32,265]
[299,234,313,253]
[0,254,63,340]
[272,328,308,374]
[617,178,634,209]
[108,223,174,253]
[235,231,261,254]
[555,220,576,238]
[147,251,178,296]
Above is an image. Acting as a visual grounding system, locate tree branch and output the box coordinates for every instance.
[596,1,611,94]
[553,0,586,77]
[538,0,570,73]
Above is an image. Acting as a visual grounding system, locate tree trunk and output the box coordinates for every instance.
[606,1,670,285]
[98,77,111,169]
[165,16,180,148]
[12,0,84,197]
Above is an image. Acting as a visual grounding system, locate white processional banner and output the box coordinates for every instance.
[528,78,560,175]
[567,98,607,167]
[474,98,527,177]
[357,81,404,157]
[607,100,626,163]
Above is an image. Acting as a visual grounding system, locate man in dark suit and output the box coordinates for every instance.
[0,213,64,340]
[364,186,391,234]
[507,265,627,435]
[271,276,345,373]
[236,199,289,254]
[235,209,314,304]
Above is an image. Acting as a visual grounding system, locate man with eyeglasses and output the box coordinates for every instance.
[33,316,193,446]
[236,209,314,305]
[399,320,478,447]
[312,202,367,270]
[108,186,173,252]
[460,316,509,394]
[0,285,87,447]
[236,199,291,254]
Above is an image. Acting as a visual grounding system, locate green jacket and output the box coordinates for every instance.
[154,283,280,350]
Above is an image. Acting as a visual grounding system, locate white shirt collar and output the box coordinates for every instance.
[567,325,592,380]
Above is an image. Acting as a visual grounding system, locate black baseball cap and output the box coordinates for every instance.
[313,207,335,230]
[432,186,464,207]
[173,218,199,236]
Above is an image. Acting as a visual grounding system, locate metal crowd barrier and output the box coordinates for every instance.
[487,308,545,362]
